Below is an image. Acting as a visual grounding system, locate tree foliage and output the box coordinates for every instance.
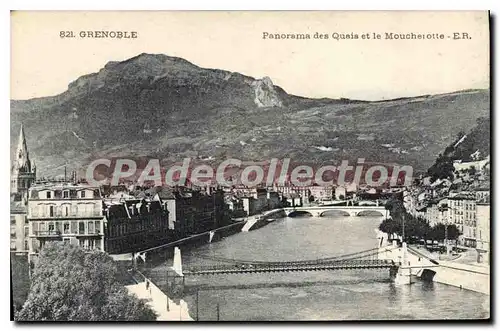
[380,198,461,242]
[378,218,401,237]
[426,223,460,241]
[16,242,157,321]
[427,154,455,182]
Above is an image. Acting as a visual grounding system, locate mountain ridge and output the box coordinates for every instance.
[10,53,490,178]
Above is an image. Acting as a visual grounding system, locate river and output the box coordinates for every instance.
[144,214,490,321]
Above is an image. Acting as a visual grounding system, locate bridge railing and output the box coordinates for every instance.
[192,247,383,266]
[184,258,397,273]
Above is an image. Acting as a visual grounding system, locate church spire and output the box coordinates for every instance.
[11,123,35,196]
[16,124,31,172]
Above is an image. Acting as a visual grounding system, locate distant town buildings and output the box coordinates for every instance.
[405,154,490,263]
[11,123,490,266]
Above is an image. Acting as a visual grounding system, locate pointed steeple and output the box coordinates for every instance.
[11,123,35,197]
[15,124,31,172]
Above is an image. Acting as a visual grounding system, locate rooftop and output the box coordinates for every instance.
[30,182,100,191]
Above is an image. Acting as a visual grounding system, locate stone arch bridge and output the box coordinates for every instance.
[283,205,387,217]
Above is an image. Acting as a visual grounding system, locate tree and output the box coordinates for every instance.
[378,218,401,239]
[16,242,157,321]
[446,224,461,241]
[427,154,455,182]
[429,223,446,242]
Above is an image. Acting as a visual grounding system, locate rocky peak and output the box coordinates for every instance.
[252,76,283,108]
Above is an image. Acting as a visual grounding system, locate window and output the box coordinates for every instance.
[24,226,28,237]
[81,191,86,198]
[88,222,95,234]
[95,221,100,233]
[46,192,51,199]
[71,221,77,233]
[63,191,69,198]
[79,222,85,234]
[32,222,39,234]
[49,206,54,217]
[48,222,55,232]
[63,223,70,234]
[65,206,69,217]
[63,238,70,245]
[24,240,28,251]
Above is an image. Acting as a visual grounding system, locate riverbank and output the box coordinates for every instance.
[126,270,193,321]
[378,240,490,295]
[409,245,490,295]
[241,208,285,232]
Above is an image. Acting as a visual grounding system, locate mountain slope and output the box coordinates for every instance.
[10,53,490,178]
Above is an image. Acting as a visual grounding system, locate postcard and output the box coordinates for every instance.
[10,11,490,321]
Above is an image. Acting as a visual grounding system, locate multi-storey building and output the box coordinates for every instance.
[473,186,490,202]
[11,199,29,254]
[425,200,441,227]
[10,124,36,254]
[449,192,476,247]
[475,197,490,264]
[309,184,334,201]
[160,187,226,237]
[240,188,268,216]
[103,197,170,255]
[27,183,106,259]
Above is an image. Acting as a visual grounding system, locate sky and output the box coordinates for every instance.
[11,11,489,101]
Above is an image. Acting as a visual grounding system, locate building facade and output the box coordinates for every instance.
[11,200,29,254]
[448,192,476,247]
[103,197,170,254]
[27,184,105,258]
[161,187,226,237]
[475,199,490,264]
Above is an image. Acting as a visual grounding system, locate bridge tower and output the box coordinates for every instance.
[394,242,412,285]
[173,246,183,276]
[166,247,185,297]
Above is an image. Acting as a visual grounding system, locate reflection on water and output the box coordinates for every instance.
[149,215,489,321]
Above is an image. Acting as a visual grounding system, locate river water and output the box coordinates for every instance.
[146,214,489,321]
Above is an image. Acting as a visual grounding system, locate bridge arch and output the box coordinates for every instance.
[420,269,437,282]
[319,210,351,217]
[356,210,385,217]
[287,210,313,218]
